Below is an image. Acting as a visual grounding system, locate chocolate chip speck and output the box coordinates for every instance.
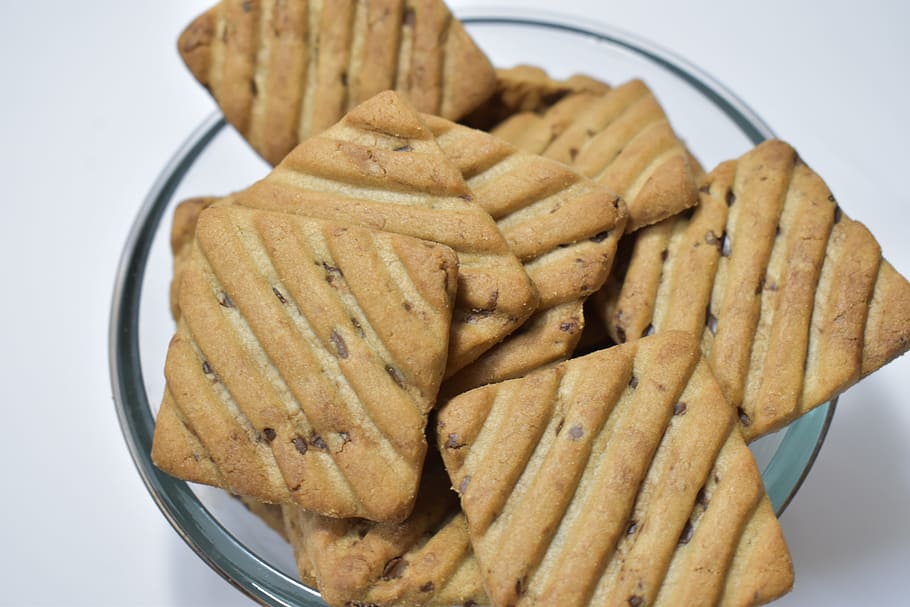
[419,581,434,593]
[310,433,328,451]
[568,425,584,440]
[554,418,565,436]
[660,249,669,262]
[678,520,694,545]
[616,325,627,343]
[445,433,464,449]
[393,144,413,152]
[340,71,348,86]
[673,402,687,416]
[330,329,348,359]
[321,261,344,285]
[351,316,365,338]
[263,427,277,442]
[628,596,643,607]
[403,7,416,27]
[705,230,722,249]
[626,519,638,535]
[629,375,639,389]
[403,301,413,311]
[272,287,287,304]
[292,436,308,455]
[726,189,736,207]
[381,556,408,580]
[515,576,528,596]
[755,276,765,295]
[241,0,252,12]
[706,309,718,335]
[459,475,471,494]
[202,360,213,375]
[219,292,235,308]
[699,183,711,194]
[386,365,405,389]
[559,320,579,332]
[569,147,579,161]
[834,205,843,224]
[590,230,611,243]
[721,233,732,257]
[642,323,655,337]
[696,487,708,508]
[738,407,752,427]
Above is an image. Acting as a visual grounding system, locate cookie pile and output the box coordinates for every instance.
[151,2,910,606]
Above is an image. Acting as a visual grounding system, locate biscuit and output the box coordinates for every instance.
[179,0,497,165]
[170,196,218,319]
[491,80,699,232]
[234,91,538,376]
[423,114,627,393]
[462,64,610,131]
[284,455,486,607]
[593,139,910,440]
[437,331,793,607]
[152,205,458,522]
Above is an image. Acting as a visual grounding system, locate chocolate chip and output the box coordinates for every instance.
[699,183,711,194]
[202,360,213,375]
[834,205,843,224]
[402,301,413,311]
[381,556,408,580]
[330,329,348,359]
[219,292,235,308]
[616,325,627,343]
[673,401,687,416]
[629,375,639,389]
[272,287,287,304]
[559,320,579,333]
[721,233,732,257]
[262,427,277,442]
[386,365,405,388]
[393,144,413,152]
[340,71,348,86]
[403,7,416,27]
[590,230,611,243]
[320,261,344,285]
[310,433,328,451]
[568,425,584,440]
[626,519,638,535]
[678,520,694,545]
[354,520,371,538]
[755,276,765,295]
[459,475,471,494]
[249,78,258,96]
[765,279,779,292]
[775,224,781,237]
[351,317,365,338]
[554,418,564,436]
[726,189,736,207]
[241,0,252,12]
[827,194,836,203]
[569,147,579,161]
[696,487,708,508]
[738,407,752,427]
[704,230,722,250]
[292,436,308,455]
[642,323,655,337]
[706,309,718,335]
[660,249,668,262]
[628,596,643,607]
[515,576,528,596]
[445,433,464,449]
[459,193,473,202]
[420,581,435,593]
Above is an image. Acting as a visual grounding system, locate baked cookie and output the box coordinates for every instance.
[284,454,486,607]
[437,332,794,607]
[152,205,458,522]
[179,0,496,165]
[462,64,610,131]
[492,80,699,232]
[170,196,219,319]
[234,91,538,376]
[593,139,910,440]
[422,115,627,393]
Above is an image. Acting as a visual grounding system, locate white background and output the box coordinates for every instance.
[1,1,908,605]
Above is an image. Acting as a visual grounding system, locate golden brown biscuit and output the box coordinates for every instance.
[423,114,627,393]
[461,64,610,131]
[152,205,458,521]
[170,196,219,319]
[179,0,497,165]
[593,139,910,440]
[234,91,538,376]
[492,80,699,232]
[437,332,793,607]
[285,455,486,607]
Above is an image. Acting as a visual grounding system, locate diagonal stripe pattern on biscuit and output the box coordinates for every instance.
[592,139,910,440]
[179,0,497,165]
[437,332,794,607]
[152,206,458,521]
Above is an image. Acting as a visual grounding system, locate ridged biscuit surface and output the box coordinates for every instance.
[152,205,458,522]
[235,91,538,376]
[492,80,699,232]
[179,0,497,165]
[423,115,627,393]
[593,139,910,440]
[437,332,793,607]
[285,455,486,607]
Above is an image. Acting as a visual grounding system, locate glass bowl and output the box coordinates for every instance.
[110,8,834,606]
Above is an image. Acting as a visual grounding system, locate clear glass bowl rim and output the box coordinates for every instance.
[109,9,835,607]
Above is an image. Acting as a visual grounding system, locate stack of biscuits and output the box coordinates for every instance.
[152,1,910,606]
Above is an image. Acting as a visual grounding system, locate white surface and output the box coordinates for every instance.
[0,1,907,605]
